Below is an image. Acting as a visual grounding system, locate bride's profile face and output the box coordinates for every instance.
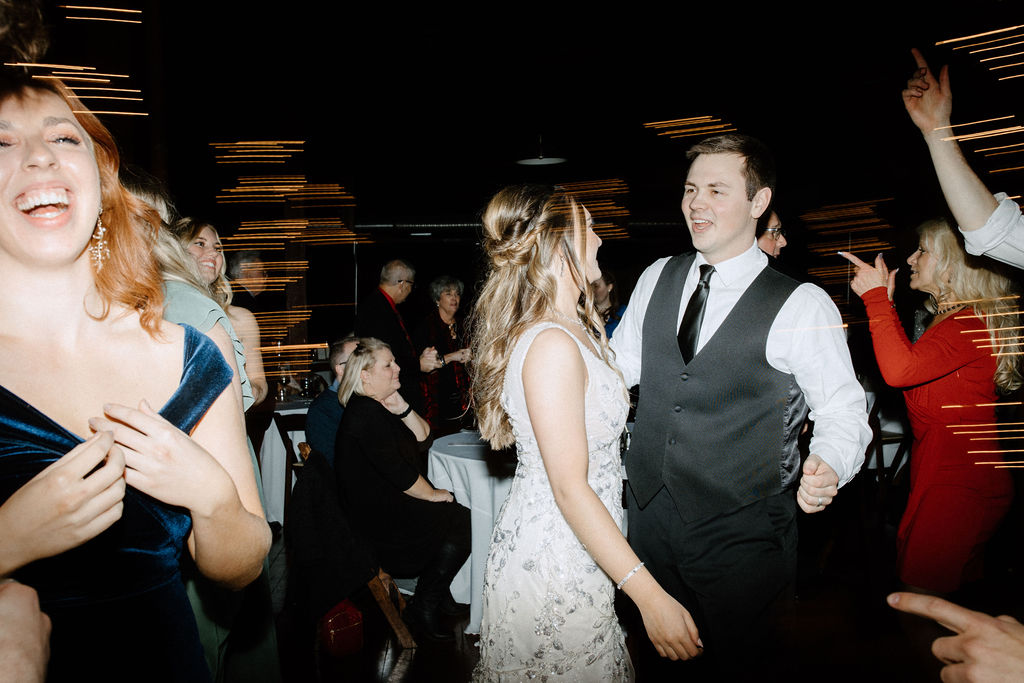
[186,225,224,285]
[577,205,601,284]
[0,88,101,270]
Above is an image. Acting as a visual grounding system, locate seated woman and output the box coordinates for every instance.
[334,338,470,641]
[841,219,1021,594]
[0,72,269,681]
[413,276,472,435]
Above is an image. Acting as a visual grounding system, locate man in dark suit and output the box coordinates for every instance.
[354,259,440,414]
[612,134,870,680]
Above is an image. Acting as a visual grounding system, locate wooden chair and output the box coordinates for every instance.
[366,569,417,649]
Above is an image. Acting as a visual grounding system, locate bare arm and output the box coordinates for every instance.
[380,392,431,442]
[403,475,453,502]
[904,48,998,231]
[227,305,268,408]
[523,328,701,660]
[91,332,271,589]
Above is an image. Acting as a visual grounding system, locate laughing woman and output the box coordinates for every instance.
[0,71,269,681]
[842,219,1021,594]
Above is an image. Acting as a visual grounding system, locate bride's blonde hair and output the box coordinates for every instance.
[470,184,619,449]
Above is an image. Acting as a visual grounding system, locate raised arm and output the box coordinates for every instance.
[904,48,999,231]
[523,328,701,660]
[227,305,268,408]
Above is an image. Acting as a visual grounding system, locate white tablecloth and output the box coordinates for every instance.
[427,430,515,635]
[259,401,310,524]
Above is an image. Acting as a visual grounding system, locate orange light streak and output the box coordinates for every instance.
[941,126,1024,142]
[59,4,141,12]
[980,50,1024,62]
[3,62,91,70]
[937,25,1024,45]
[969,40,1024,54]
[65,16,142,24]
[953,32,1024,50]
[935,116,1015,129]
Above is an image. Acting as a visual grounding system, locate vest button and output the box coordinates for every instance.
[673,405,682,413]
[680,373,689,381]
[668,438,677,445]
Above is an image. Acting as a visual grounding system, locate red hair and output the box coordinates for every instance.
[0,73,165,334]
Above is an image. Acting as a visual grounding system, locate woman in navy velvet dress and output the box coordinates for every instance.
[0,71,270,681]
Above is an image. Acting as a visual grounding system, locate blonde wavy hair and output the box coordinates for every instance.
[917,218,1022,393]
[470,184,621,449]
[171,217,233,309]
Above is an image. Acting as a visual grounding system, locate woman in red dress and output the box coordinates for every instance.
[842,218,1021,593]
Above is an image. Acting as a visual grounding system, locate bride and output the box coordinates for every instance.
[470,185,701,680]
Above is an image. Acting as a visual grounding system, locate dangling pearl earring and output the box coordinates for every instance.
[89,212,110,272]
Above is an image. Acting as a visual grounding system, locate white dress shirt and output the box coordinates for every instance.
[611,241,870,488]
[960,193,1024,269]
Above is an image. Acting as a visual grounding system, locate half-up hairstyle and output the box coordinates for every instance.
[0,70,165,334]
[470,184,622,449]
[917,218,1023,393]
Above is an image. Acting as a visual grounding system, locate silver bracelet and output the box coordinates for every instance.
[616,561,645,590]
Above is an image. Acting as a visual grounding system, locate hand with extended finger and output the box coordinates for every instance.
[797,453,839,514]
[903,48,952,135]
[638,588,703,661]
[0,431,125,577]
[89,401,236,518]
[839,251,897,300]
[888,592,1024,682]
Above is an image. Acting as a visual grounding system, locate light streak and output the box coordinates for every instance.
[73,110,146,116]
[992,164,1024,172]
[981,50,1024,62]
[65,16,142,24]
[935,116,1015,129]
[3,62,91,70]
[59,4,141,12]
[937,25,1024,45]
[969,39,1024,54]
[953,32,1024,50]
[941,126,1024,142]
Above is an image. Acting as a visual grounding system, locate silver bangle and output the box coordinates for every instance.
[616,561,645,590]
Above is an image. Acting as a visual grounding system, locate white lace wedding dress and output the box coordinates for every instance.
[473,322,633,681]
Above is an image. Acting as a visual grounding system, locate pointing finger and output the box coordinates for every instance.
[838,251,869,268]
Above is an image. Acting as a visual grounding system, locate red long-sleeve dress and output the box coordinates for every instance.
[862,287,1013,592]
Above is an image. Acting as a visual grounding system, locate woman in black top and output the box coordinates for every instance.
[334,337,470,641]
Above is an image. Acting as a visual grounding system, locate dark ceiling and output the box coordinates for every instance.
[41,1,1024,230]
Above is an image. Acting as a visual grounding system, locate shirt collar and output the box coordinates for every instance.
[694,239,766,287]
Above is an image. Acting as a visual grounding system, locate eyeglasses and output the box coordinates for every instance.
[765,228,786,241]
[397,279,415,288]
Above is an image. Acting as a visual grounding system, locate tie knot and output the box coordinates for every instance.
[698,264,715,286]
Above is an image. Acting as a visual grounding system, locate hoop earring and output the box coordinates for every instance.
[89,213,110,272]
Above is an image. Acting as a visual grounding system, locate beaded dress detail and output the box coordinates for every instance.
[474,322,633,681]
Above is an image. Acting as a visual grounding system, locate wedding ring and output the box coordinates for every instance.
[817,497,824,507]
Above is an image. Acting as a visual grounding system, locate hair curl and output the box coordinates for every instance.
[917,218,1022,393]
[0,71,165,334]
[469,184,622,449]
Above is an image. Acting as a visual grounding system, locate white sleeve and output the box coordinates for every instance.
[767,283,871,488]
[961,193,1024,269]
[610,258,669,388]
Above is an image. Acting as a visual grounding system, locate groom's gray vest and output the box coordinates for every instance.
[626,253,809,522]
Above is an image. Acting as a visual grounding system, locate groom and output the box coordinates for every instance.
[612,134,870,680]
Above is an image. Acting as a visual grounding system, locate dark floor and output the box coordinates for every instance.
[267,471,1024,682]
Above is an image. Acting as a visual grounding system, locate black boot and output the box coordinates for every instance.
[404,537,470,642]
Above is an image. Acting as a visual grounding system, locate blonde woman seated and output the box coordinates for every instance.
[334,338,470,641]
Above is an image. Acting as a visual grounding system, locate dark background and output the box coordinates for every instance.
[35,0,1024,343]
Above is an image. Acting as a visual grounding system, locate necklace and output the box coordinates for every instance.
[553,310,588,333]
[447,320,457,340]
[936,302,965,316]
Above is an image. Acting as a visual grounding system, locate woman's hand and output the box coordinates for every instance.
[88,400,236,518]
[903,48,952,137]
[636,586,703,661]
[0,431,125,577]
[446,348,471,364]
[432,488,454,503]
[380,392,410,415]
[839,251,897,300]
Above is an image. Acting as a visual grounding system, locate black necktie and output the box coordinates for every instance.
[677,264,715,364]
